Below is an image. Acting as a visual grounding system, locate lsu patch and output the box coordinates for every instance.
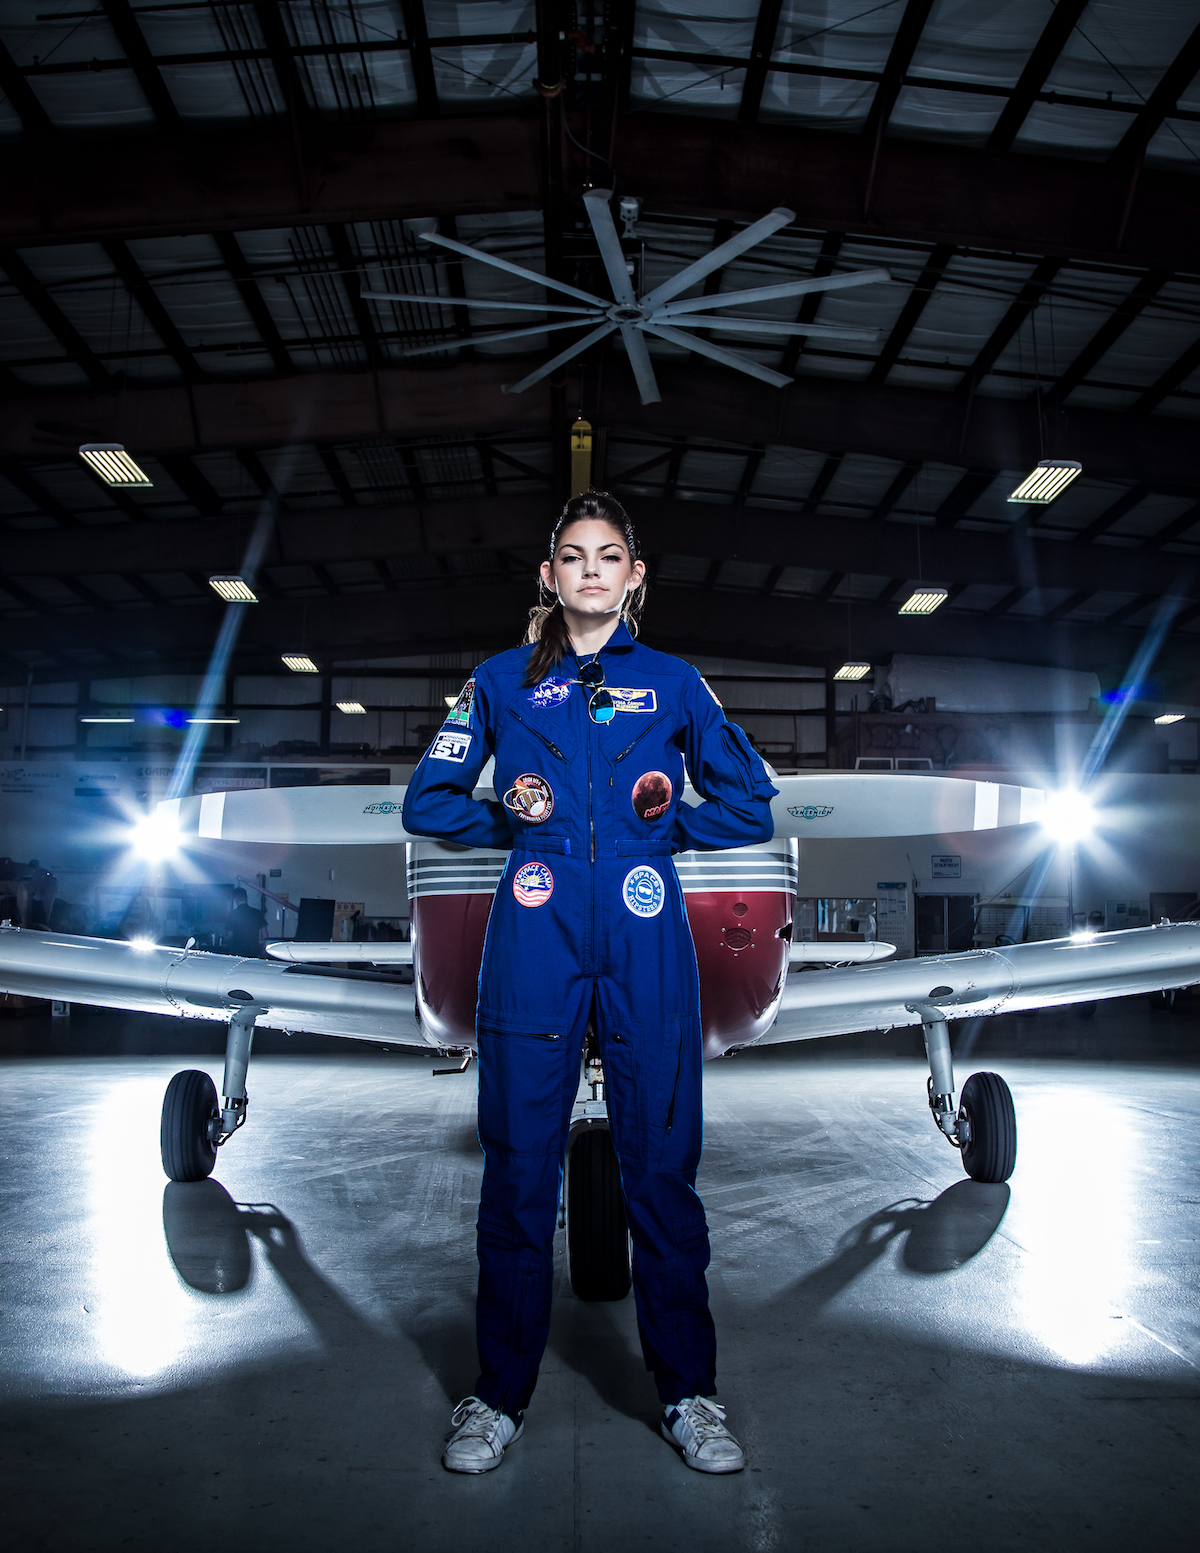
[513,860,554,907]
[609,688,657,714]
[631,770,672,822]
[530,676,571,709]
[445,677,475,727]
[504,772,554,824]
[430,729,471,763]
[623,865,665,918]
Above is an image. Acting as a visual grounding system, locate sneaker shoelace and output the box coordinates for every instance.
[679,1397,731,1443]
[449,1397,504,1442]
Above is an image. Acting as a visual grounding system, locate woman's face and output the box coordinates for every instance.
[540,518,645,621]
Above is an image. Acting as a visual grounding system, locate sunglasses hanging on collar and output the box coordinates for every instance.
[576,660,615,723]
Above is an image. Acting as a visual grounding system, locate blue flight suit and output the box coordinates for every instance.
[402,622,777,1418]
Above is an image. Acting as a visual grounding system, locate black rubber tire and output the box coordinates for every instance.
[567,1125,632,1302]
[958,1071,1017,1184]
[160,1069,219,1182]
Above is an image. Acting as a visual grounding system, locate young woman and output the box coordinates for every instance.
[402,491,777,1475]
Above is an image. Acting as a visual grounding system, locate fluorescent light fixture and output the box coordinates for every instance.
[898,587,948,616]
[1007,460,1082,504]
[209,575,258,603]
[282,654,319,673]
[336,700,366,714]
[1155,713,1185,725]
[444,695,458,707]
[186,717,240,724]
[80,716,134,723]
[834,662,871,681]
[79,443,153,487]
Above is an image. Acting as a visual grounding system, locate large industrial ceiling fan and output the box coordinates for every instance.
[362,192,889,405]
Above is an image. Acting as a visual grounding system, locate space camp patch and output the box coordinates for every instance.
[512,860,554,907]
[503,772,554,824]
[430,728,472,763]
[529,676,571,709]
[445,677,475,727]
[623,865,665,918]
[608,688,657,713]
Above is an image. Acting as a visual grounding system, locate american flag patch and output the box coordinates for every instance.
[512,860,554,908]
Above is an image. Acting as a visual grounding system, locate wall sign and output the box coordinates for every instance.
[931,854,961,879]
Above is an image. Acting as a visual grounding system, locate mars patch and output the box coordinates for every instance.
[632,771,673,822]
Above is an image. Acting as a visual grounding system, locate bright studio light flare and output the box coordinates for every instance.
[130,810,182,862]
[1041,789,1096,844]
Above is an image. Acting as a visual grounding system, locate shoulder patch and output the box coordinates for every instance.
[699,675,722,708]
[430,729,472,763]
[445,677,475,727]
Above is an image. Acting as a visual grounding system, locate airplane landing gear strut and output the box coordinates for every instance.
[159,1005,257,1182]
[906,1000,1017,1184]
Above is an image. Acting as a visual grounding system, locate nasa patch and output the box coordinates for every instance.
[623,865,665,918]
[513,860,554,907]
[504,772,554,824]
[430,729,471,763]
[445,677,475,727]
[631,770,673,822]
[530,676,571,709]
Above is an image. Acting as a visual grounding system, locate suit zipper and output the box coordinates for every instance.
[665,1031,683,1133]
[510,710,568,762]
[613,713,669,763]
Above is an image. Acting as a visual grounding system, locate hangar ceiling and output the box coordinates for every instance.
[1,0,1199,693]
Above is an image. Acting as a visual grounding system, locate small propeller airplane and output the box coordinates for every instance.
[3,768,1199,1299]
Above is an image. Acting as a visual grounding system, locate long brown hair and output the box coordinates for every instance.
[523,491,646,686]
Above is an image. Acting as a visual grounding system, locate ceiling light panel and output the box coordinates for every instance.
[79,444,153,487]
[282,655,320,673]
[1007,461,1082,504]
[1155,713,1185,725]
[834,662,872,680]
[898,587,949,615]
[209,575,258,603]
[336,701,366,714]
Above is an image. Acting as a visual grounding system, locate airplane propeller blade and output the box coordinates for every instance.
[413,227,603,307]
[639,321,794,390]
[582,189,637,307]
[659,267,891,317]
[501,320,617,395]
[361,292,603,316]
[619,323,663,405]
[402,316,606,359]
[640,207,797,310]
[770,774,1045,839]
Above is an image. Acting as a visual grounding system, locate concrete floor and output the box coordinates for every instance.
[1,1000,1198,1552]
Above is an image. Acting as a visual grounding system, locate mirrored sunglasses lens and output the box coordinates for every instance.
[579,663,605,689]
[590,690,615,723]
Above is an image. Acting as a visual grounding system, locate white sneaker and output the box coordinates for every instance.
[661,1396,746,1474]
[442,1397,523,1474]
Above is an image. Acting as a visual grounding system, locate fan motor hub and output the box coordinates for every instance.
[610,305,646,323]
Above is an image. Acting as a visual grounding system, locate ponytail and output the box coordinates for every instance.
[523,491,646,687]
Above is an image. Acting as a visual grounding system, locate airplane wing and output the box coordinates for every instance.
[161,772,1043,846]
[0,926,428,1047]
[765,921,1200,1045]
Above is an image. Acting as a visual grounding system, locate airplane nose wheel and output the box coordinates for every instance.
[160,1069,219,1182]
[908,999,1017,1184]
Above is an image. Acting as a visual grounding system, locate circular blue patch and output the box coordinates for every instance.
[623,866,665,919]
[529,676,571,709]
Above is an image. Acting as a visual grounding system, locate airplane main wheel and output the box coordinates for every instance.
[567,1125,632,1302]
[958,1071,1017,1184]
[161,1069,219,1182]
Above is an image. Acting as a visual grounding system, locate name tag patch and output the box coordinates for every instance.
[513,861,554,907]
[609,688,657,713]
[504,772,554,824]
[445,678,475,727]
[623,866,665,918]
[530,677,571,709]
[430,729,472,763]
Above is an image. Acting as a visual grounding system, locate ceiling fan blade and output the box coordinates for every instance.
[582,189,637,307]
[666,316,880,342]
[619,323,662,405]
[640,206,796,311]
[501,321,617,395]
[362,291,603,316]
[658,267,891,317]
[402,317,607,360]
[640,321,793,390]
[415,228,603,307]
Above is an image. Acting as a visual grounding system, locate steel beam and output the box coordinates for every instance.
[987,0,1090,154]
